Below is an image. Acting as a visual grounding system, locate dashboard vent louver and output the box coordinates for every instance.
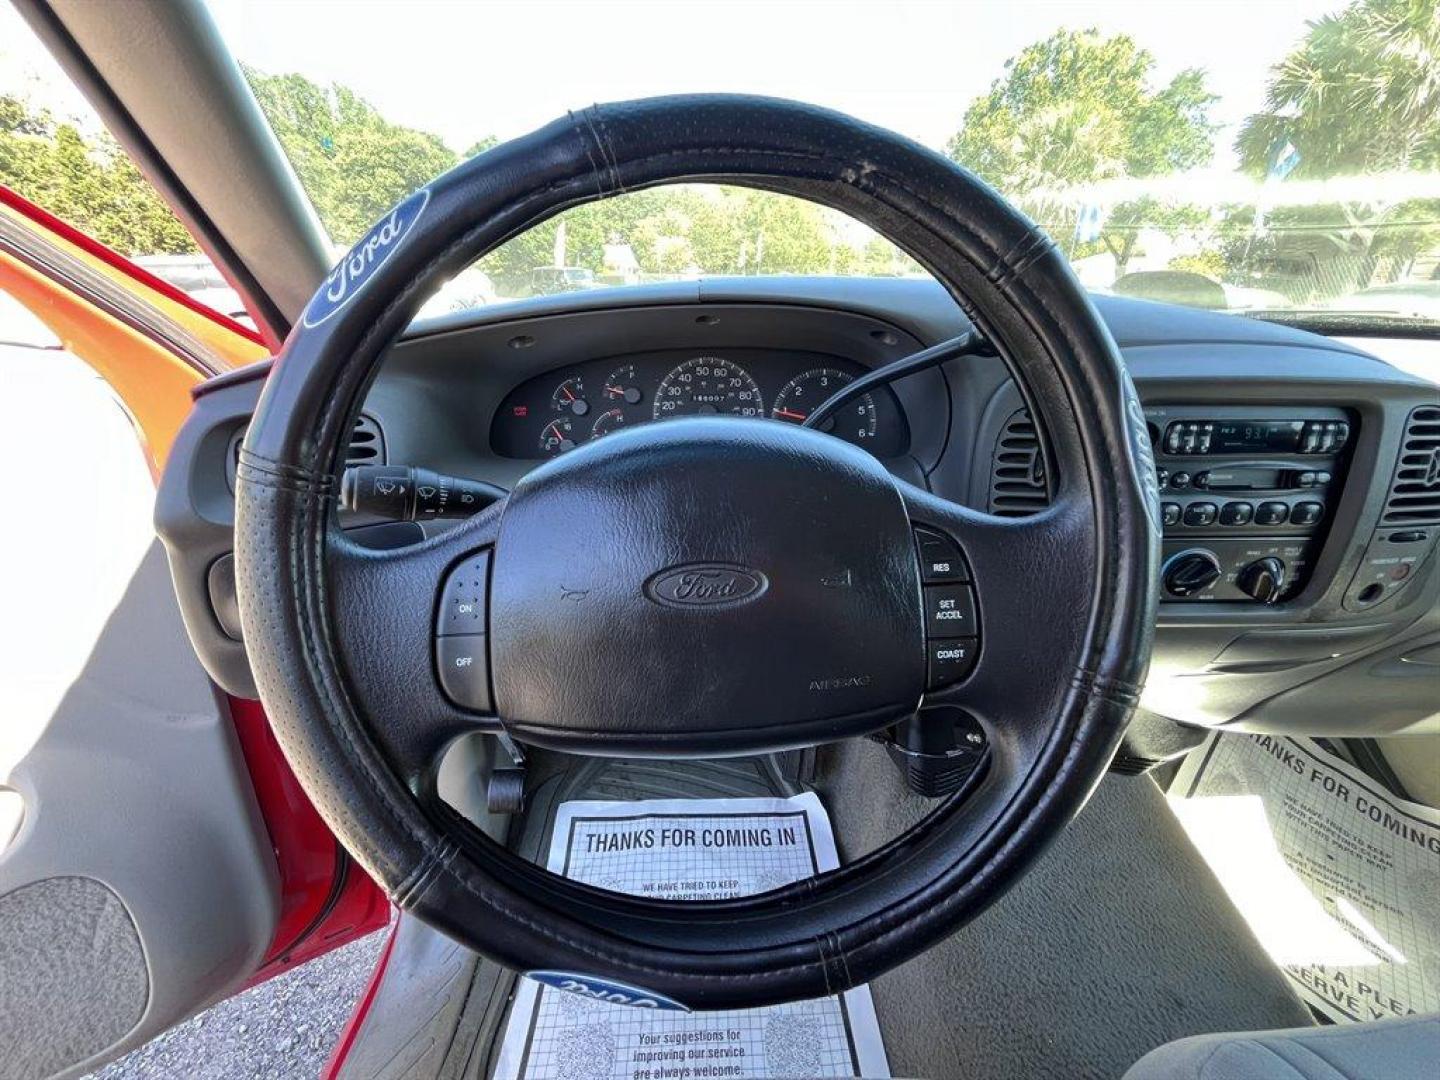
[1381,405,1440,527]
[988,408,1050,517]
[345,414,386,467]
[225,414,385,491]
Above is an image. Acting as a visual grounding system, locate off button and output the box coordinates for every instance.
[924,584,977,637]
[436,634,492,713]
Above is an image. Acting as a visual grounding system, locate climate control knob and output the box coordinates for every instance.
[1237,556,1287,604]
[1162,550,1222,598]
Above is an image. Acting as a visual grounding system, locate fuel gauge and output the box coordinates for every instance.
[601,365,644,406]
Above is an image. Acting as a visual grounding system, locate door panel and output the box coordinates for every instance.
[0,342,279,1077]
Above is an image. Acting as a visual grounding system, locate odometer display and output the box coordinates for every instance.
[653,357,764,420]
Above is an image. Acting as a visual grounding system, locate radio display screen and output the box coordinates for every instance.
[1210,420,1305,454]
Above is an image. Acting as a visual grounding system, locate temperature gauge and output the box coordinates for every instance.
[590,408,628,439]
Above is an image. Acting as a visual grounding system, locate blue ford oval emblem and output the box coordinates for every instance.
[644,563,767,608]
[526,970,690,1011]
[302,187,430,328]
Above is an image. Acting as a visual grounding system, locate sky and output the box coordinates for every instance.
[5,0,1342,168]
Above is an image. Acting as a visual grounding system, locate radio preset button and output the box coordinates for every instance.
[1255,501,1289,526]
[1290,501,1325,526]
[1170,471,1192,490]
[1161,502,1182,526]
[1219,501,1254,526]
[1183,502,1218,527]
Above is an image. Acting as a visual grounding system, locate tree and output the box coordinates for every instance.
[1237,0,1440,177]
[1234,0,1440,299]
[948,30,1216,194]
[946,29,1217,274]
[245,69,477,245]
[1,93,198,255]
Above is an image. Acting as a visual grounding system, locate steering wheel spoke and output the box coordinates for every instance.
[901,483,1099,755]
[326,500,507,789]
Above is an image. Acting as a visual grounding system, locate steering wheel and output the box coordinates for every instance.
[235,95,1159,1010]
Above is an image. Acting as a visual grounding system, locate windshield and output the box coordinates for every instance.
[20,0,1440,325]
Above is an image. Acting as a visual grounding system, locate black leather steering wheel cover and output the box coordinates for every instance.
[235,95,1159,1008]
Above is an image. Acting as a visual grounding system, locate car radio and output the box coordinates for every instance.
[1144,405,1354,604]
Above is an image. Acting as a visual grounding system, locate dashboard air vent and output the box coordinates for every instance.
[224,414,386,491]
[988,408,1050,517]
[1381,405,1440,526]
[345,414,386,467]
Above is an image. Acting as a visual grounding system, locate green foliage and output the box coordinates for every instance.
[0,92,198,255]
[245,68,464,245]
[946,28,1217,195]
[945,29,1218,274]
[1237,0,1440,177]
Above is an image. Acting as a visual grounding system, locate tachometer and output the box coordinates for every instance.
[653,357,764,420]
[772,368,877,442]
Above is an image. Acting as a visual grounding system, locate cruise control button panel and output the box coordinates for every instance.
[913,526,980,689]
[435,549,493,712]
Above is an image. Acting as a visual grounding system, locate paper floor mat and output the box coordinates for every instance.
[491,792,889,1079]
[1170,733,1440,1023]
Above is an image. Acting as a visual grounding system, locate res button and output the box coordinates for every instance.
[914,528,970,583]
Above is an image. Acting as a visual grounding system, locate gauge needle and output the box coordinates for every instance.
[561,386,576,401]
[605,385,624,396]
[775,408,807,421]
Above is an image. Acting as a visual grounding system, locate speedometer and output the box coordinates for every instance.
[653,357,764,420]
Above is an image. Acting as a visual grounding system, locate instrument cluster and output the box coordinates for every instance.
[490,348,909,460]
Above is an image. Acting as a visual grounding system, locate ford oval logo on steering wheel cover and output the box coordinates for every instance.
[644,563,768,608]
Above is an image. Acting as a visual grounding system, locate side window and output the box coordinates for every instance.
[1,8,243,322]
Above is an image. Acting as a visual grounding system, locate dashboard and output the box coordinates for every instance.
[156,276,1440,756]
[490,348,908,460]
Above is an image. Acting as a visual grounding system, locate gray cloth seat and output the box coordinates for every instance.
[1124,1014,1440,1079]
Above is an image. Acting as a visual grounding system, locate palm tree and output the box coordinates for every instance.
[1238,0,1440,177]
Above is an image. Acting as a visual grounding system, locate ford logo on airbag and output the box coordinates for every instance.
[644,563,767,608]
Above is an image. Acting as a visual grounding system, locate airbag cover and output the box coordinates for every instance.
[489,417,924,753]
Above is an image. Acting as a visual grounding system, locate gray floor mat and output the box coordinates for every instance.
[339,748,1310,1080]
[337,756,802,1080]
[818,738,1314,1080]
